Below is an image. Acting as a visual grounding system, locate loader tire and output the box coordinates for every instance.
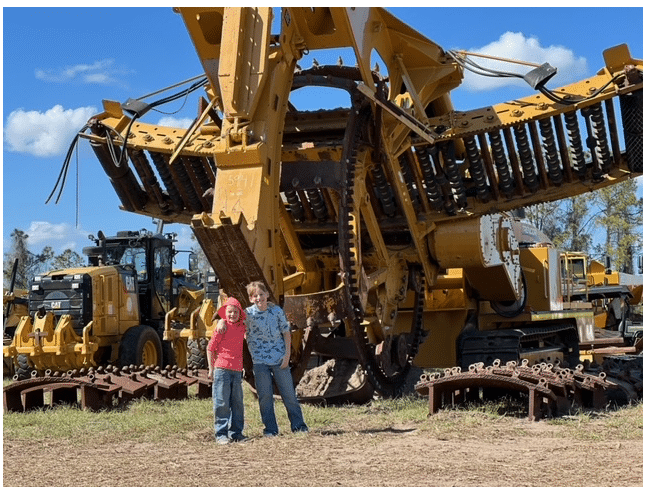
[14,354,32,380]
[187,338,208,369]
[162,338,188,369]
[119,325,162,368]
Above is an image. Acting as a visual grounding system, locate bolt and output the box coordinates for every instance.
[512,109,523,117]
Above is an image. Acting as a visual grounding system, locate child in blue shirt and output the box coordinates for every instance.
[245,281,308,436]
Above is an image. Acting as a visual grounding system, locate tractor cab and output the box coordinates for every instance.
[84,230,174,328]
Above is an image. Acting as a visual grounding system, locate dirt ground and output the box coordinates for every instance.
[3,411,642,487]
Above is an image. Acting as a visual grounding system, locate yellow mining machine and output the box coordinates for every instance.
[3,228,216,380]
[19,8,642,409]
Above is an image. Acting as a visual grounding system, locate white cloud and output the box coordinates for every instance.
[157,116,194,129]
[4,105,96,157]
[173,225,197,251]
[25,221,91,254]
[459,32,588,92]
[35,59,129,85]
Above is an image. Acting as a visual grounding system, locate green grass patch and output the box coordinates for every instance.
[547,402,643,440]
[3,379,642,445]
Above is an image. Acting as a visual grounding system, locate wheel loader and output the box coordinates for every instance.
[39,8,643,404]
[3,228,217,380]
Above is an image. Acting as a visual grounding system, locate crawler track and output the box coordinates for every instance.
[3,365,212,413]
[415,357,643,421]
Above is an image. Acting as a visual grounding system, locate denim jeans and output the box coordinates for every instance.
[212,368,244,441]
[253,363,308,435]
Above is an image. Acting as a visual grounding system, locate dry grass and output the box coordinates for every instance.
[3,381,642,487]
[3,382,642,443]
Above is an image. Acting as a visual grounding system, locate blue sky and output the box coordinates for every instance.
[2,7,643,269]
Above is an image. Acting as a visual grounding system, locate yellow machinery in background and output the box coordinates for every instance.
[73,8,641,396]
[3,229,217,379]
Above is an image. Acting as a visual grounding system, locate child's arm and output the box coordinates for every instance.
[206,329,221,378]
[216,318,227,334]
[207,341,214,379]
[280,330,291,369]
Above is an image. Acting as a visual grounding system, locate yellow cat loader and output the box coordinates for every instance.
[24,8,641,414]
[3,229,214,380]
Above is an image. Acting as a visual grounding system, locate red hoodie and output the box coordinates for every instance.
[207,297,246,371]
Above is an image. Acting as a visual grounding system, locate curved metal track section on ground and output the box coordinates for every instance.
[415,357,642,421]
[3,365,212,413]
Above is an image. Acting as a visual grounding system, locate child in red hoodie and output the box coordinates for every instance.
[207,297,247,444]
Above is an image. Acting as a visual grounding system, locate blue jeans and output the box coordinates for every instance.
[212,368,245,441]
[253,363,308,435]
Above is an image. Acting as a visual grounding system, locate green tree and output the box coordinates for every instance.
[3,230,87,289]
[524,201,563,242]
[592,180,642,273]
[3,229,36,290]
[551,195,593,253]
[49,249,86,270]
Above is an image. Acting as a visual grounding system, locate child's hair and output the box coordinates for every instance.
[246,281,269,297]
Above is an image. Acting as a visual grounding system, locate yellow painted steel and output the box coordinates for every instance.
[76,8,642,375]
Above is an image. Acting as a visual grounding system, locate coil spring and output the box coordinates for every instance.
[284,190,305,221]
[370,163,397,216]
[513,124,539,192]
[414,147,443,211]
[429,147,457,216]
[488,131,515,198]
[306,188,328,220]
[440,142,467,209]
[175,157,205,212]
[188,157,213,195]
[398,154,421,212]
[563,111,587,180]
[538,118,563,186]
[589,103,613,173]
[463,136,490,202]
[129,149,169,210]
[149,151,185,210]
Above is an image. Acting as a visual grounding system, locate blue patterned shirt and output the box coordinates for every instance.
[245,303,291,365]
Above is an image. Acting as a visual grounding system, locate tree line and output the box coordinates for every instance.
[525,179,642,274]
[3,229,85,291]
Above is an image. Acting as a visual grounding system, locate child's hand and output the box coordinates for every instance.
[216,324,227,334]
[280,354,289,370]
[208,369,213,380]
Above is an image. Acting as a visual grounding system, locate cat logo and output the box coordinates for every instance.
[51,301,62,309]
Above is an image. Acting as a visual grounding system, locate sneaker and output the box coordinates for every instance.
[263,432,278,438]
[231,435,248,442]
[216,437,230,445]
